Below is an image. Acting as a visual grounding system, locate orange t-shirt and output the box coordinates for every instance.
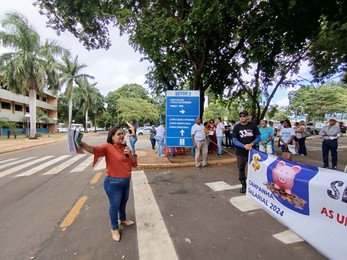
[92,143,138,178]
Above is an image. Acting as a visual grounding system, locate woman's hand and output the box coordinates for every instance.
[124,146,132,158]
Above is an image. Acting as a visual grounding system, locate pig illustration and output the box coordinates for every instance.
[272,161,301,194]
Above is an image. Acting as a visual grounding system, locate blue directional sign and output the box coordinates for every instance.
[166,90,200,147]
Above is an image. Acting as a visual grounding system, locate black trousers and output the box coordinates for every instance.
[322,139,338,167]
[236,155,248,182]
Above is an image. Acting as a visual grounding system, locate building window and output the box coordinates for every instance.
[1,101,11,110]
[15,104,23,112]
[42,97,47,102]
[26,107,29,113]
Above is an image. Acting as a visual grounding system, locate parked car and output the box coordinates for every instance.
[137,127,152,135]
[57,128,68,133]
[339,122,346,133]
[306,122,326,135]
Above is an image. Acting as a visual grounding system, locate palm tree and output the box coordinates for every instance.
[58,50,93,128]
[89,87,105,132]
[75,78,98,131]
[0,12,62,138]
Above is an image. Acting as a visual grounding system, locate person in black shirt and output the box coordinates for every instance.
[232,111,261,193]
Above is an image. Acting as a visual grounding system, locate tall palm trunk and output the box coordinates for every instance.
[85,110,88,132]
[29,88,37,138]
[68,95,73,129]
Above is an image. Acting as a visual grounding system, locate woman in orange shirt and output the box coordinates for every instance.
[80,125,138,242]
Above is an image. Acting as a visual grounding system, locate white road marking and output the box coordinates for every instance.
[205,181,235,191]
[0,157,35,170]
[94,157,106,171]
[15,155,71,177]
[0,158,18,164]
[273,230,304,244]
[42,154,86,175]
[0,156,54,178]
[132,170,178,260]
[230,195,262,212]
[70,155,92,172]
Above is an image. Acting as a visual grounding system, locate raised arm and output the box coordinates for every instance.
[80,141,94,154]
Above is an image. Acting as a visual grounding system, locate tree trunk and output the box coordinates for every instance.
[68,95,73,129]
[29,88,37,139]
[85,110,88,132]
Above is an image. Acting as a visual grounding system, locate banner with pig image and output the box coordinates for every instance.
[247,149,347,260]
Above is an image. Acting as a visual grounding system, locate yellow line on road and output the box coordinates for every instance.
[60,196,88,229]
[90,172,102,185]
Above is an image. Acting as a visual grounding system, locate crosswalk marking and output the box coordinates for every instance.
[0,158,18,164]
[15,155,71,177]
[70,156,92,172]
[230,195,262,212]
[132,170,178,260]
[273,230,304,244]
[94,158,106,171]
[42,154,86,175]
[0,157,35,170]
[0,156,54,178]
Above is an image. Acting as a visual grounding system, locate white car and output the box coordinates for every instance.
[58,128,68,133]
[137,127,152,135]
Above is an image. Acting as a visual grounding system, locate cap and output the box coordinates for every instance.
[238,110,248,116]
[329,118,337,122]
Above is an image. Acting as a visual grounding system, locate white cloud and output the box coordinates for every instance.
[0,1,151,96]
[275,96,289,107]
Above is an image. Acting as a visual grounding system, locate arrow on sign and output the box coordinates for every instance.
[179,109,185,114]
[180,129,185,136]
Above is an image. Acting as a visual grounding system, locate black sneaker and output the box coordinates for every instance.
[240,185,246,193]
[323,165,329,168]
[332,166,337,170]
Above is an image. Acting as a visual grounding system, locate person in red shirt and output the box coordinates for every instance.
[80,125,138,242]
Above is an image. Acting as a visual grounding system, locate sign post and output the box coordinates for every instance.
[166,90,200,149]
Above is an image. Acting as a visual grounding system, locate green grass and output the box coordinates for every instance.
[0,132,66,141]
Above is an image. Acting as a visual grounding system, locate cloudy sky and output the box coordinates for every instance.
[0,0,151,97]
[0,0,315,106]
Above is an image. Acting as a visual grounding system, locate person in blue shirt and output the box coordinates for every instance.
[259,120,274,154]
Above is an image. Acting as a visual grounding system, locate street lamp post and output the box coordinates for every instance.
[25,113,30,138]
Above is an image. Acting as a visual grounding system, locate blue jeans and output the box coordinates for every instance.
[129,135,137,154]
[103,176,131,231]
[156,136,165,156]
[217,136,223,155]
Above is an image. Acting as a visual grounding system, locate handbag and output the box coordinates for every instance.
[301,129,312,138]
[281,147,292,160]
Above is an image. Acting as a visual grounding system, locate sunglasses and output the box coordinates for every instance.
[239,115,247,118]
[116,132,125,136]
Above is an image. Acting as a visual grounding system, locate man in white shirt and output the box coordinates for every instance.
[156,122,166,156]
[215,117,225,156]
[191,117,208,169]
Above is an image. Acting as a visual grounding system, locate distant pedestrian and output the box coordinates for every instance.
[215,117,225,157]
[149,125,157,150]
[126,120,137,154]
[80,126,137,242]
[268,121,276,155]
[224,122,231,148]
[259,120,274,154]
[229,120,236,149]
[278,119,295,153]
[232,111,260,193]
[319,118,340,169]
[296,120,307,156]
[156,122,166,156]
[207,119,218,154]
[191,117,208,169]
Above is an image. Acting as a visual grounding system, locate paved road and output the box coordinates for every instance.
[1,134,344,259]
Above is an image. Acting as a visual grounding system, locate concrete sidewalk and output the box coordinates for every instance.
[0,134,236,169]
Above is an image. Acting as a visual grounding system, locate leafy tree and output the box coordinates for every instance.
[58,50,93,128]
[288,81,347,121]
[0,12,62,138]
[105,83,152,120]
[116,98,159,124]
[35,0,346,120]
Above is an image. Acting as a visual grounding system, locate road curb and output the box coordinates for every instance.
[137,157,237,169]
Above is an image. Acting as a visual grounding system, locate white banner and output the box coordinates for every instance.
[247,149,347,260]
